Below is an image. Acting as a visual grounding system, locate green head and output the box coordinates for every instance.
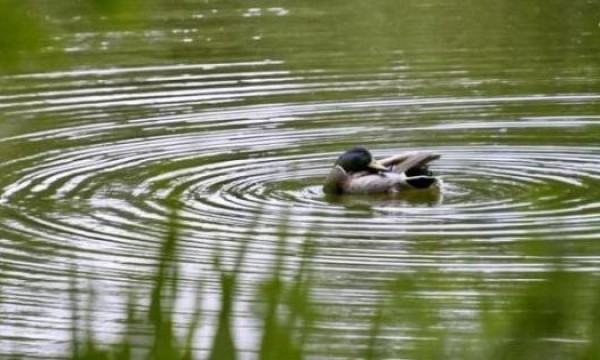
[335,146,388,173]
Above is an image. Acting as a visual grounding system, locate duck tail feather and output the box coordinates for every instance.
[405,175,437,189]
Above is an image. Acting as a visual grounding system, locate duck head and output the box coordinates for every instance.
[323,147,388,194]
[334,146,388,173]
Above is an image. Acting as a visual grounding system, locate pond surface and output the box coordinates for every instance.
[1,0,600,358]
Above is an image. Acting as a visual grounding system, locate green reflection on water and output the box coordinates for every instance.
[1,0,599,75]
[1,0,600,359]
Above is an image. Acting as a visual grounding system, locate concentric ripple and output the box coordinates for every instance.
[2,45,600,359]
[2,93,600,246]
[2,64,599,261]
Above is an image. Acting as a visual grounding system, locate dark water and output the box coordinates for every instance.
[1,0,600,358]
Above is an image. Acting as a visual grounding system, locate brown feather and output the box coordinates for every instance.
[323,150,441,194]
[379,152,440,173]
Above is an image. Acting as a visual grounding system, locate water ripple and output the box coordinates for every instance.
[2,59,600,358]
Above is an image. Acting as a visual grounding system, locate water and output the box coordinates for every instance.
[1,0,600,358]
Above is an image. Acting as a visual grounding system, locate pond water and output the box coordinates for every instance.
[1,0,600,358]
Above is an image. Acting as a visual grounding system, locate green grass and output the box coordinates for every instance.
[15,208,590,359]
[57,207,318,360]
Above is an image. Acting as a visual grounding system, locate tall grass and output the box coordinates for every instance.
[26,208,595,359]
[60,207,318,360]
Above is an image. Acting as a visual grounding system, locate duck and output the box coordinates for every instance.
[323,146,441,194]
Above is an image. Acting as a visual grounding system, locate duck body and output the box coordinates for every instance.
[323,146,440,195]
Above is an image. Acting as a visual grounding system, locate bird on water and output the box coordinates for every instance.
[322,146,440,195]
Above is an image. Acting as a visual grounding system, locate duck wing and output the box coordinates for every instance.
[379,152,440,174]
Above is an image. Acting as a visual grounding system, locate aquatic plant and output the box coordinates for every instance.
[48,217,600,360]
[59,206,318,360]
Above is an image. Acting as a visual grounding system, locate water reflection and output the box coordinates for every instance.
[1,0,600,358]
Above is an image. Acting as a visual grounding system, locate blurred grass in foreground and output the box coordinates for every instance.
[61,207,317,360]
[0,206,592,359]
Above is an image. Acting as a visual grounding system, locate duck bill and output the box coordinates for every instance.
[368,159,388,171]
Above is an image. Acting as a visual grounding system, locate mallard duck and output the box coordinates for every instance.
[323,146,440,194]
